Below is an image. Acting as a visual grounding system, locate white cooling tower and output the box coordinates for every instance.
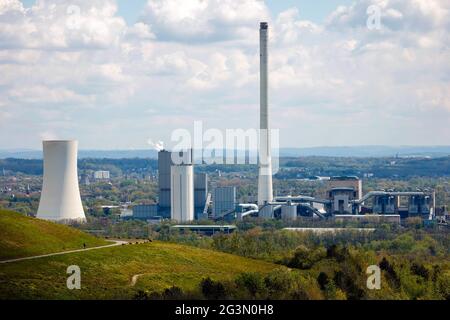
[171,165,194,222]
[37,140,86,223]
[258,22,274,206]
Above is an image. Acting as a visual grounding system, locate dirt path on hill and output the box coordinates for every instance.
[0,240,129,264]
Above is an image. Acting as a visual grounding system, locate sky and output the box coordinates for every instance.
[0,0,449,150]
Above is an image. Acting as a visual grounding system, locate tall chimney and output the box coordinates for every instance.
[258,22,273,206]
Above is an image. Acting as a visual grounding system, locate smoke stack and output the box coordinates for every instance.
[258,22,273,206]
[37,140,86,223]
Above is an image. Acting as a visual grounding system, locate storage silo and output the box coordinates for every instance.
[37,140,86,223]
[171,165,194,222]
[281,204,297,221]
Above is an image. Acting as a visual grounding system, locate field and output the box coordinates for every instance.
[0,210,108,260]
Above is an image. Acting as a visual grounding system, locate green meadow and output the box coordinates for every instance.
[0,210,283,299]
[0,241,283,299]
[0,210,108,260]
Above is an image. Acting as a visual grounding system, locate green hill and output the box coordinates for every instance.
[0,209,285,299]
[0,209,107,260]
[0,241,284,299]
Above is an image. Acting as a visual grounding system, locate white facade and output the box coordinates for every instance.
[281,204,297,221]
[258,22,274,206]
[37,140,86,223]
[171,165,194,222]
[94,170,110,179]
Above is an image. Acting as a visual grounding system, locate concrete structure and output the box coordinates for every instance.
[323,176,362,214]
[194,172,208,219]
[329,188,357,214]
[171,225,236,236]
[257,22,273,206]
[213,186,236,217]
[408,194,434,216]
[373,195,397,214]
[94,170,110,180]
[171,164,194,222]
[158,149,193,218]
[333,214,401,224]
[326,176,362,200]
[158,150,173,210]
[284,228,376,234]
[37,140,86,223]
[132,204,158,219]
[281,204,297,221]
[259,204,280,219]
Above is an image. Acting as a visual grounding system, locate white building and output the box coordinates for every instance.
[171,165,194,222]
[94,170,110,180]
[37,140,86,223]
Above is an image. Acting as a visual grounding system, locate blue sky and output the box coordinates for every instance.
[1,0,449,149]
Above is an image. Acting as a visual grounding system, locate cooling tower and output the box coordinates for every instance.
[37,140,86,223]
[258,22,274,206]
[171,164,194,222]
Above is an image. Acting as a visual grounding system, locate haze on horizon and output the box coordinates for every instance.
[0,0,449,150]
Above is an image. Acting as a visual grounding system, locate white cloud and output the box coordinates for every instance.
[141,0,270,42]
[0,0,448,149]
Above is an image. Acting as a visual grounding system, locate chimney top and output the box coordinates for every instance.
[260,22,268,29]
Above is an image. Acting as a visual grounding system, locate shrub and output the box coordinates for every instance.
[235,272,267,299]
[200,278,227,300]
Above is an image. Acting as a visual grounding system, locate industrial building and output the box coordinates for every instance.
[134,22,437,226]
[132,204,158,219]
[171,164,194,222]
[157,149,209,222]
[326,176,362,200]
[158,150,175,214]
[158,149,194,218]
[213,186,236,218]
[170,225,236,236]
[194,172,208,219]
[233,186,436,223]
[37,140,86,223]
[94,170,110,180]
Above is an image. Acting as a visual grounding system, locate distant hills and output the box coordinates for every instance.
[1,146,450,159]
[280,146,450,158]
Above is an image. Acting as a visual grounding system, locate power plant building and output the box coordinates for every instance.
[158,149,193,218]
[158,149,206,220]
[326,176,362,200]
[171,164,194,222]
[37,140,86,223]
[132,204,158,219]
[194,172,208,218]
[213,186,236,217]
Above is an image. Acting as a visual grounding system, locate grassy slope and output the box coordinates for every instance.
[0,241,284,299]
[0,210,108,260]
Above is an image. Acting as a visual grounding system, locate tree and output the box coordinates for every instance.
[317,272,329,291]
[162,286,184,300]
[133,290,149,300]
[264,269,293,299]
[201,278,227,300]
[235,273,267,299]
